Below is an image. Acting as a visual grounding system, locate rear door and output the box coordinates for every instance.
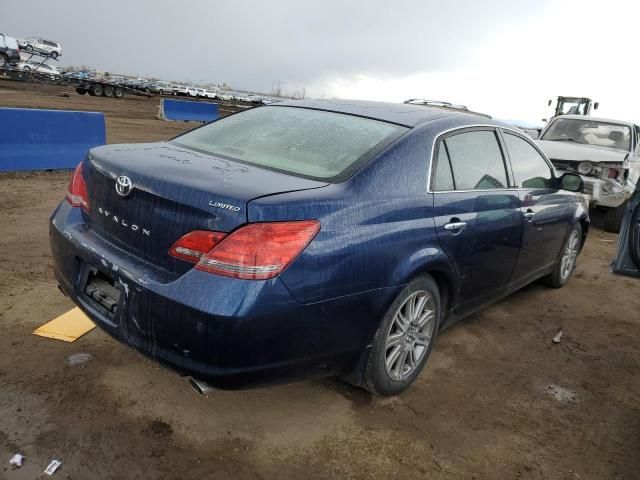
[502,130,575,283]
[612,186,640,278]
[431,127,523,312]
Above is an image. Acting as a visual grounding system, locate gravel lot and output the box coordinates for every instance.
[1,80,639,480]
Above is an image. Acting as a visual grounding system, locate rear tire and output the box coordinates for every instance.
[114,87,124,99]
[0,54,7,68]
[544,223,583,288]
[75,87,87,95]
[50,51,58,59]
[25,45,33,52]
[103,86,114,98]
[90,85,104,97]
[360,275,440,396]
[604,202,628,233]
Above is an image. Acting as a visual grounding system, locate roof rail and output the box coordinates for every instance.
[404,99,470,110]
[404,99,492,119]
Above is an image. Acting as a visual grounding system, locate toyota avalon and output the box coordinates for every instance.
[50,100,588,395]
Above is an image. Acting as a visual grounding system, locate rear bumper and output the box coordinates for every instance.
[50,202,391,389]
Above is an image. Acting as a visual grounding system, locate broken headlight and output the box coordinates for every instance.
[578,161,593,175]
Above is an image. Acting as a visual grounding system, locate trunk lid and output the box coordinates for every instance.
[85,143,328,273]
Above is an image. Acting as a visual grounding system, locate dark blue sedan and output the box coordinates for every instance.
[50,100,588,395]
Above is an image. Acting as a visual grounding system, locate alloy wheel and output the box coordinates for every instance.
[560,228,580,280]
[384,291,436,381]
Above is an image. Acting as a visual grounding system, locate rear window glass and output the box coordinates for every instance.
[443,130,508,190]
[172,106,408,181]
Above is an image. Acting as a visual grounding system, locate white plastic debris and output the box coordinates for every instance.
[44,459,62,475]
[66,352,92,366]
[552,330,563,344]
[9,453,24,467]
[547,384,577,403]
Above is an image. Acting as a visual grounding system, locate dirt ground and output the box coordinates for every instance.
[1,80,639,480]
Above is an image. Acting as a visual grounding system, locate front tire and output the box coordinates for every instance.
[604,201,628,233]
[50,51,58,59]
[544,223,582,288]
[361,275,440,396]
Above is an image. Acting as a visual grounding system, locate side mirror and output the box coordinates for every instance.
[593,102,599,110]
[560,173,583,192]
[547,99,552,106]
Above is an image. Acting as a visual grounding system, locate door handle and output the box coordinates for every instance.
[523,209,535,222]
[444,221,467,232]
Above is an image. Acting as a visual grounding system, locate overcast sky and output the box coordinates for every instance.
[2,0,639,124]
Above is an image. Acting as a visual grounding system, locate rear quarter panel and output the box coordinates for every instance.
[248,125,457,305]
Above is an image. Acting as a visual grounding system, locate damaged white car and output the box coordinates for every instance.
[536,115,640,232]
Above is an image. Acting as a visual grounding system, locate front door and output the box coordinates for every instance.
[431,128,523,312]
[501,131,574,283]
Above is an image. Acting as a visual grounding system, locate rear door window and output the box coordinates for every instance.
[436,130,508,190]
[503,132,553,188]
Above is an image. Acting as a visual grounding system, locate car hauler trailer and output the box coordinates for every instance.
[0,50,150,99]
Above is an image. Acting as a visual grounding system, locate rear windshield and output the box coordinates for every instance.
[171,106,408,181]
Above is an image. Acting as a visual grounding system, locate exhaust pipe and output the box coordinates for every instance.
[189,377,215,396]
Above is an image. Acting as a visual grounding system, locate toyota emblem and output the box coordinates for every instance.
[115,176,133,197]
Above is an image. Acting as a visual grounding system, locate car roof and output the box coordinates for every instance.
[553,114,635,127]
[273,99,498,128]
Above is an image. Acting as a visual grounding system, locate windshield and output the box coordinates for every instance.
[542,118,631,151]
[172,106,408,181]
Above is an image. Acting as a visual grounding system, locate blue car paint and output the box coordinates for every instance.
[49,100,589,389]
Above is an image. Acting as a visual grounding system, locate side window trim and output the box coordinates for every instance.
[495,128,516,188]
[428,126,511,193]
[442,141,456,190]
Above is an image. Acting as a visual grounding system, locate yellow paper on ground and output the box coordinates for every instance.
[33,307,96,342]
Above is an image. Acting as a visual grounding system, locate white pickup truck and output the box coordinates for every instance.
[536,115,640,232]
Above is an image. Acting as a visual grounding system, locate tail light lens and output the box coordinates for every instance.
[168,230,227,263]
[66,162,90,212]
[169,221,320,280]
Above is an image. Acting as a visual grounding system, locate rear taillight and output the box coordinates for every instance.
[169,221,320,280]
[168,230,227,263]
[66,162,90,212]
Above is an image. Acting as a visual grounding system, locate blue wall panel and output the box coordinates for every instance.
[161,98,219,122]
[0,107,106,172]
